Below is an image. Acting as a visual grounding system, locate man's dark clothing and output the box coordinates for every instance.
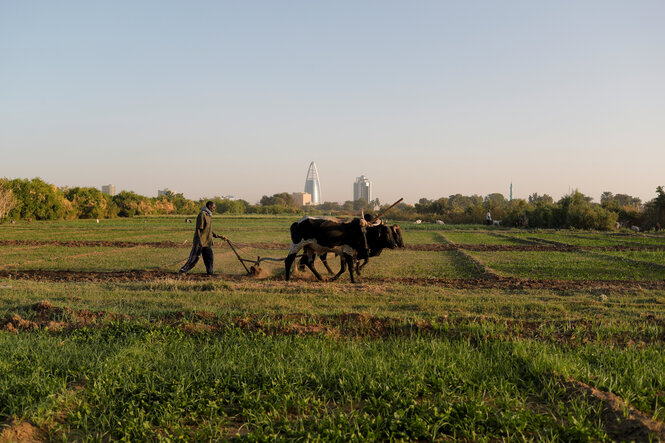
[196,207,214,247]
[180,242,214,275]
[180,206,215,275]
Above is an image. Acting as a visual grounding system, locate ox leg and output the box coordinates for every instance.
[345,254,357,283]
[299,246,315,271]
[298,255,309,271]
[357,258,369,275]
[304,260,324,281]
[285,253,297,281]
[320,253,335,275]
[330,257,347,281]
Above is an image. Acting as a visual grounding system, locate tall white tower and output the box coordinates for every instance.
[304,162,321,204]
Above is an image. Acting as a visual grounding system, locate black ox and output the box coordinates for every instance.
[315,222,404,280]
[285,217,369,282]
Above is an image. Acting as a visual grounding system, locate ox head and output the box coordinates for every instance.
[391,225,404,248]
[377,223,403,249]
[350,217,370,259]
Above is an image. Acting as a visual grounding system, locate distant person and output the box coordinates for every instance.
[179,201,226,276]
[486,211,492,226]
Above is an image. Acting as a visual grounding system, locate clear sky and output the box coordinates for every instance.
[1,1,664,204]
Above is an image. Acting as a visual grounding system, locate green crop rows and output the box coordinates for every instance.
[1,217,664,441]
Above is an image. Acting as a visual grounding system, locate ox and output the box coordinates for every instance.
[317,222,404,280]
[285,216,369,282]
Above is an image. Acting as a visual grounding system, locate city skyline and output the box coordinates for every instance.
[2,2,663,204]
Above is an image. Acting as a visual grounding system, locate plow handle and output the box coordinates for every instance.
[225,239,251,274]
[369,198,404,224]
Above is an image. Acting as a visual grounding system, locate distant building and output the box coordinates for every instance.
[101,184,116,196]
[292,192,312,207]
[353,175,372,202]
[304,162,321,204]
[157,188,173,197]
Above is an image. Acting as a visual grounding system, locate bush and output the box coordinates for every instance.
[8,178,68,220]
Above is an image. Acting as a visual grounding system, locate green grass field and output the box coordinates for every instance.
[1,217,664,441]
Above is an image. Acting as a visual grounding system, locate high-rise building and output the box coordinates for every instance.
[353,175,372,203]
[101,184,116,196]
[304,162,321,204]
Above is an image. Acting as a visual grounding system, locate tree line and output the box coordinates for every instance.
[1,178,663,231]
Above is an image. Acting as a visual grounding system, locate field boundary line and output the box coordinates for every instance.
[580,250,665,272]
[4,239,664,253]
[560,375,665,441]
[2,269,665,289]
[0,240,289,250]
[489,232,542,246]
[438,233,501,279]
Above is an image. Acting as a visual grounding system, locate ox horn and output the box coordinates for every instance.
[359,210,367,226]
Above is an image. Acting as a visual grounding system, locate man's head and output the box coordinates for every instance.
[206,201,216,212]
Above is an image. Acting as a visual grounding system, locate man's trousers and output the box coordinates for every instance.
[179,243,214,275]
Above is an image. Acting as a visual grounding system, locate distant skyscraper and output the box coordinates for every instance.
[101,184,115,196]
[353,175,372,202]
[304,162,321,204]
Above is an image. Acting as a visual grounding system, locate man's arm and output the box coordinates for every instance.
[213,233,227,241]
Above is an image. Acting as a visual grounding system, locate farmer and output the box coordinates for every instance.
[179,201,226,276]
[486,210,492,226]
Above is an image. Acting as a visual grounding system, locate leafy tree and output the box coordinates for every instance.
[528,193,554,204]
[484,193,507,220]
[642,186,665,230]
[448,194,483,213]
[0,179,17,223]
[415,198,434,214]
[153,192,196,215]
[503,199,528,227]
[260,192,295,208]
[8,178,67,220]
[601,192,642,211]
[65,187,116,219]
[212,198,248,215]
[353,198,368,211]
[318,201,343,211]
[555,190,617,230]
[342,200,355,211]
[525,199,556,228]
[113,191,154,217]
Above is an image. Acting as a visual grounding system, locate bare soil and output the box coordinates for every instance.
[0,240,287,250]
[0,418,45,443]
[1,300,129,333]
[1,269,664,290]
[4,303,663,346]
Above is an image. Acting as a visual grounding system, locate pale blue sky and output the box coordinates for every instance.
[1,1,664,204]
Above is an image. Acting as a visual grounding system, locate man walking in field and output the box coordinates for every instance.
[179,201,226,276]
